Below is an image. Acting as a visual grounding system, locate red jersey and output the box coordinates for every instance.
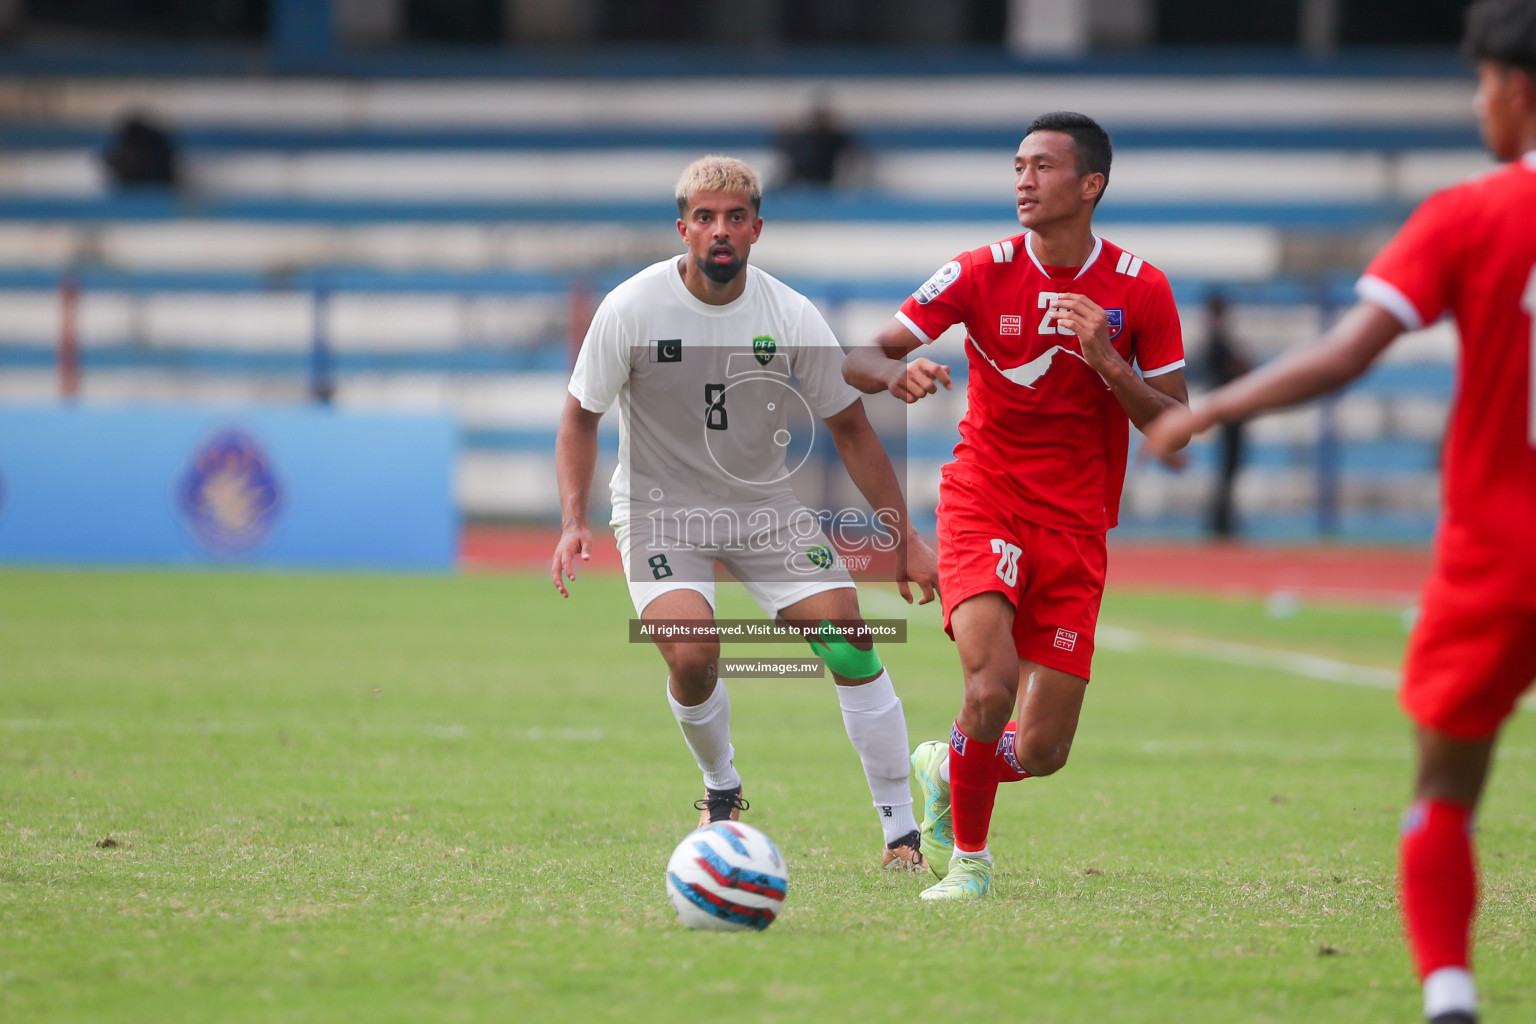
[1358,153,1536,590]
[898,232,1185,534]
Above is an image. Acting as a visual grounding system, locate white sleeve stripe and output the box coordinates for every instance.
[1356,274,1423,331]
[1128,256,1143,277]
[894,310,935,345]
[1141,358,1185,378]
[989,242,1004,263]
[1115,251,1132,274]
[1001,239,1014,262]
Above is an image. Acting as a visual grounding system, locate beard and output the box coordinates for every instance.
[695,251,745,284]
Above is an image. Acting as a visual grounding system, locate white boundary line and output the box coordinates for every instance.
[861,588,1398,690]
[860,587,1533,711]
[1093,623,1400,690]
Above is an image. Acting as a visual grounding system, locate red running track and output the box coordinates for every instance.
[465,527,1433,605]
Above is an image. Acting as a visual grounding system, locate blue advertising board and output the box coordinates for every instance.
[0,404,456,569]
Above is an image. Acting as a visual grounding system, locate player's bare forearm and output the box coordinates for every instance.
[1201,302,1403,425]
[1101,358,1188,434]
[824,402,939,604]
[825,402,912,537]
[843,318,949,403]
[842,344,905,395]
[556,394,601,527]
[1142,302,1404,465]
[552,395,602,596]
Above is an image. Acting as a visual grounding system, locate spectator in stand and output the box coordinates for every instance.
[103,113,179,190]
[775,97,862,188]
[1202,292,1252,538]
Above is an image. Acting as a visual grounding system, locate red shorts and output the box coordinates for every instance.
[1401,562,1536,741]
[936,475,1106,680]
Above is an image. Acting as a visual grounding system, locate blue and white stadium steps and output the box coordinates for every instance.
[0,69,1477,538]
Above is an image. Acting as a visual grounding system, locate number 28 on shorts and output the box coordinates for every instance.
[990,538,1022,587]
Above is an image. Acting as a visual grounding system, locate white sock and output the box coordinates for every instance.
[667,679,740,792]
[1423,967,1477,1019]
[835,670,920,843]
[939,753,951,784]
[955,845,992,863]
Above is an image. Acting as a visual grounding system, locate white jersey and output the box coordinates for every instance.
[569,258,861,521]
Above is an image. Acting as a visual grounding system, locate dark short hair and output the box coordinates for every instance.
[1463,0,1536,72]
[1025,111,1113,206]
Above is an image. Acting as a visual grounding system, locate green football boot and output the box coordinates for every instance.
[918,853,992,902]
[910,740,953,879]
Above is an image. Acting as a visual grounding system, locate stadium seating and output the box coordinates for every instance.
[0,68,1474,538]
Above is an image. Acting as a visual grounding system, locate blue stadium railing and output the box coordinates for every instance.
[0,265,1363,304]
[0,125,1484,153]
[0,266,1447,541]
[0,193,1420,229]
[0,266,578,294]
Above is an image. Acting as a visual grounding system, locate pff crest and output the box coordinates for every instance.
[806,544,835,570]
[752,334,777,366]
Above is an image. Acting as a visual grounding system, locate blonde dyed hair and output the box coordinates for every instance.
[674,155,762,217]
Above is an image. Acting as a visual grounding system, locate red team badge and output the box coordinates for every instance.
[999,315,1022,335]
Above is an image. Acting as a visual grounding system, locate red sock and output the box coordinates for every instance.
[997,719,1032,783]
[1400,799,1477,979]
[949,720,1001,853]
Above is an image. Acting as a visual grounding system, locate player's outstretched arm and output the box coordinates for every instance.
[552,394,602,597]
[843,318,952,404]
[1142,301,1405,466]
[822,400,939,604]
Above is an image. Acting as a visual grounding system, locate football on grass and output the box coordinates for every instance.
[665,822,787,931]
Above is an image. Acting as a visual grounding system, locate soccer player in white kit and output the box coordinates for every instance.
[552,156,940,870]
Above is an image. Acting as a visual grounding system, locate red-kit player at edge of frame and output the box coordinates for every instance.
[1144,4,1536,1022]
[843,111,1190,901]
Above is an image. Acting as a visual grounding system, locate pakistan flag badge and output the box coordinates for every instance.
[752,334,777,366]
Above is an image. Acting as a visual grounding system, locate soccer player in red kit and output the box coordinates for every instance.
[844,111,1190,900]
[1144,4,1536,1020]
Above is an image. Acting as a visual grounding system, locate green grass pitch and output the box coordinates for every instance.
[1,566,1532,1023]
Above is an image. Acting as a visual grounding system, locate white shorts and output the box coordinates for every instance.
[615,494,855,618]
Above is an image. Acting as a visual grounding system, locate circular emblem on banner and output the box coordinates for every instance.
[177,428,282,553]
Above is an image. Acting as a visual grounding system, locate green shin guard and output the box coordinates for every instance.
[807,619,883,679]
